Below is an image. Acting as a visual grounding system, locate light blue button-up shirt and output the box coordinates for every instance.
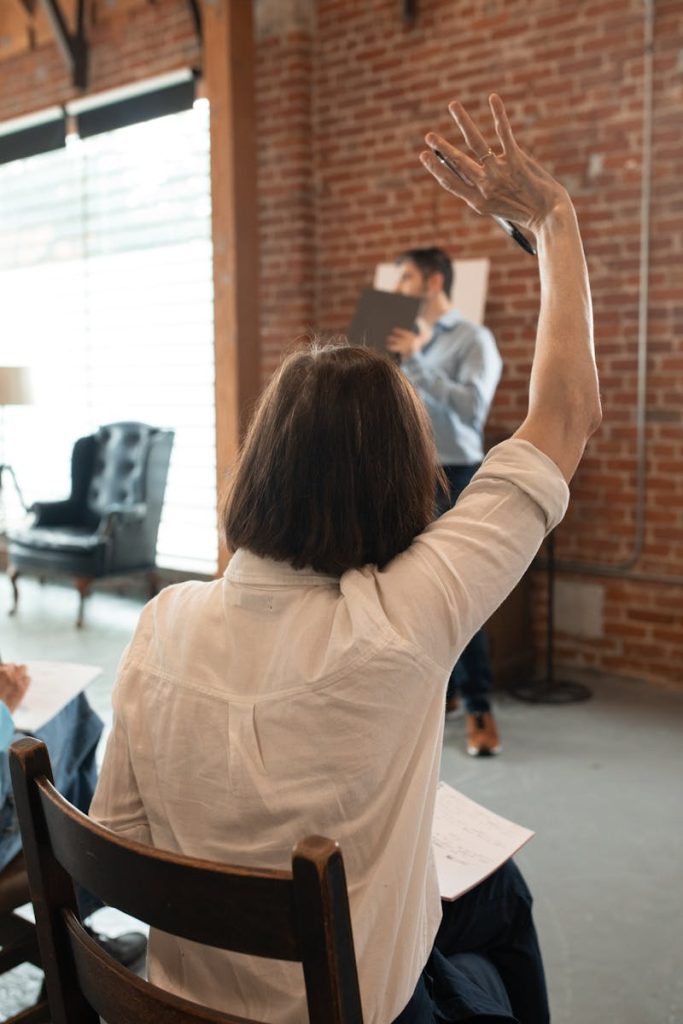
[401,308,502,466]
[0,703,14,752]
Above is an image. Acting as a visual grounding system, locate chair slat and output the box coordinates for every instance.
[10,736,365,1024]
[65,911,256,1024]
[38,779,300,960]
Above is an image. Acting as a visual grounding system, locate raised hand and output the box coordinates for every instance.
[420,94,568,235]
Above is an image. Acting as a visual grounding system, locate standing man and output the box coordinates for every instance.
[387,247,503,756]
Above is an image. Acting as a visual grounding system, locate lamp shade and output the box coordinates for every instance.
[0,367,32,405]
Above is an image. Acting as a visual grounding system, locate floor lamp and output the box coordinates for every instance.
[506,529,592,704]
[0,367,32,533]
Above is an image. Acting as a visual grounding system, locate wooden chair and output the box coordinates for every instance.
[0,852,50,1023]
[9,737,364,1024]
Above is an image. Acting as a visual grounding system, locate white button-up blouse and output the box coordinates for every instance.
[91,438,569,1024]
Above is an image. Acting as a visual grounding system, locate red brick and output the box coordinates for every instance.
[1,0,682,687]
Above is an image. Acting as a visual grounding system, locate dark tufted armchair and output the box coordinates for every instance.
[6,422,174,627]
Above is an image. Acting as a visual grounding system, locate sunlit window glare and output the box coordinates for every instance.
[0,105,217,575]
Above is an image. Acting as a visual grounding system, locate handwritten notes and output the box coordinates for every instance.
[433,781,534,901]
[13,661,102,733]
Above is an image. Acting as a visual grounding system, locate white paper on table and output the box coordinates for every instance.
[433,781,534,901]
[13,661,102,733]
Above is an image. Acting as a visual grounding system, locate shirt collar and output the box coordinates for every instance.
[432,307,462,332]
[224,548,339,587]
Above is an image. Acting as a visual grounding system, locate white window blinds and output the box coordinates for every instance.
[0,103,217,575]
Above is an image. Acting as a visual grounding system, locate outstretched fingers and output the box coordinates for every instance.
[425,131,484,183]
[488,93,518,156]
[448,100,491,159]
[420,146,482,209]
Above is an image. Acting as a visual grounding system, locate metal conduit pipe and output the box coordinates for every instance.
[551,0,683,587]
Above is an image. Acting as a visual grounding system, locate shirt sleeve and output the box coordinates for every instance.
[0,701,15,753]
[402,323,502,428]
[372,438,569,672]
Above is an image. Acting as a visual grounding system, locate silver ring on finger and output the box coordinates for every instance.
[479,148,496,164]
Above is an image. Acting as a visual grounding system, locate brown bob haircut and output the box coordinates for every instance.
[223,343,447,575]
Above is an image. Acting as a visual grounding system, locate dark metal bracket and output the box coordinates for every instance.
[11,0,37,49]
[187,0,202,45]
[41,0,88,89]
[402,0,417,25]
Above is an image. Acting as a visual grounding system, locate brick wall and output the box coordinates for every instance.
[1,0,681,687]
[255,14,316,375]
[300,0,683,689]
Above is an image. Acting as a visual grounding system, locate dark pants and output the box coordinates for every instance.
[437,464,492,714]
[393,860,550,1024]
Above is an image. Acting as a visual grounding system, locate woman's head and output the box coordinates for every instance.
[223,343,445,574]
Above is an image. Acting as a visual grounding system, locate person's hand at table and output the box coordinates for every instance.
[0,664,31,713]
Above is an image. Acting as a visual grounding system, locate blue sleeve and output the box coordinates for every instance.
[0,702,15,752]
[401,323,502,427]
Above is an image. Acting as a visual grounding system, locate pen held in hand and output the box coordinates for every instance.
[432,148,537,257]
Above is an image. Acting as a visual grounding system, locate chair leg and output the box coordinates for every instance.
[7,564,19,616]
[74,577,92,628]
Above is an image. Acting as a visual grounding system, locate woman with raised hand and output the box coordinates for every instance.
[91,95,600,1024]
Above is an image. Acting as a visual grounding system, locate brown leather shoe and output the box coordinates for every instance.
[466,711,501,756]
[445,695,460,720]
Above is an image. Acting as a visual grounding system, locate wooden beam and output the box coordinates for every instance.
[201,0,261,574]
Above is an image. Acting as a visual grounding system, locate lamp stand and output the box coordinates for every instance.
[0,463,28,535]
[506,530,592,704]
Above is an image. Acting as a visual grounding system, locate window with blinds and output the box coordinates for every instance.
[0,102,217,575]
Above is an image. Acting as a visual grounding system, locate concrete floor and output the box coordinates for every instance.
[1,577,682,1024]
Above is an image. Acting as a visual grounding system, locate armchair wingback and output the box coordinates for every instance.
[7,422,174,626]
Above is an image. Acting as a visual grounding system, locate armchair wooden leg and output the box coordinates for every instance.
[7,565,19,616]
[147,570,160,600]
[74,577,92,628]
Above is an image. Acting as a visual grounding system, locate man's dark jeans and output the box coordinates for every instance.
[437,463,492,714]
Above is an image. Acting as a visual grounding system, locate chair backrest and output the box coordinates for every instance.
[85,421,173,523]
[9,738,364,1024]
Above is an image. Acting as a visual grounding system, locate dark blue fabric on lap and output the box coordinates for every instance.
[391,860,549,1024]
[392,948,516,1023]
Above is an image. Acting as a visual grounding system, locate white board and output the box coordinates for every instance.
[373,258,490,326]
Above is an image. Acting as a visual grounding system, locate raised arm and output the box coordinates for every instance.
[420,94,601,482]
